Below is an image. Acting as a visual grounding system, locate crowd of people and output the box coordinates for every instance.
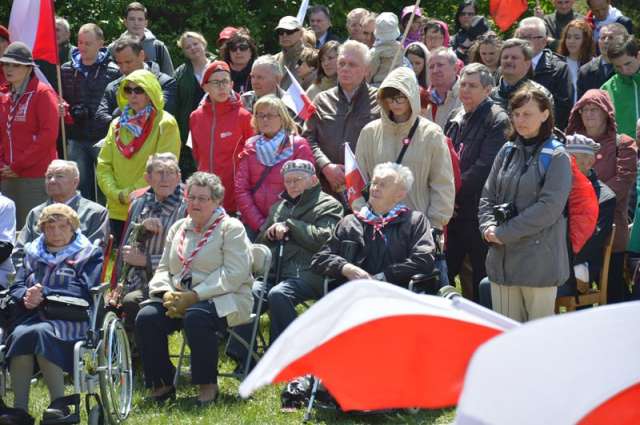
[0,0,638,420]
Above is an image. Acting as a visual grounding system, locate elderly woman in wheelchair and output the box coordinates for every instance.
[4,204,103,422]
[135,172,253,405]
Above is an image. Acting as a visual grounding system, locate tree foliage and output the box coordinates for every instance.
[0,0,637,68]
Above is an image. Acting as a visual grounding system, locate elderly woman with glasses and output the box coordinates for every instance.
[235,95,314,237]
[6,204,103,421]
[190,61,254,216]
[135,172,253,405]
[97,68,181,243]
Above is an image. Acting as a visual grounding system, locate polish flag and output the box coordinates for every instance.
[489,0,528,32]
[283,67,316,121]
[455,302,640,425]
[344,143,367,209]
[239,281,515,410]
[9,0,58,64]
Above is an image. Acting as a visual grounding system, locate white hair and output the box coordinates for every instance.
[338,39,371,66]
[373,162,414,192]
[55,16,71,33]
[252,54,284,79]
[47,159,79,179]
[518,17,547,36]
[428,47,458,66]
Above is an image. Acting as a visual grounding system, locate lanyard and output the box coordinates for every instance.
[177,214,225,275]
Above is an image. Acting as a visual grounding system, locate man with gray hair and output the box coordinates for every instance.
[311,162,435,287]
[12,160,109,269]
[444,63,510,301]
[240,55,297,115]
[110,152,187,332]
[302,40,380,200]
[55,16,74,65]
[516,17,573,128]
[424,47,462,129]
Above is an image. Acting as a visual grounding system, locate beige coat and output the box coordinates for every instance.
[422,79,461,129]
[355,67,455,229]
[148,210,253,327]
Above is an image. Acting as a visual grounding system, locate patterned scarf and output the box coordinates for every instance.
[115,104,156,159]
[255,130,293,166]
[355,203,408,242]
[120,104,154,137]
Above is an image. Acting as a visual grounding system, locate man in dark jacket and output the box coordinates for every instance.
[311,162,435,287]
[517,17,574,129]
[303,40,380,199]
[95,35,176,139]
[576,23,629,99]
[444,63,510,301]
[541,0,583,51]
[227,159,343,370]
[308,5,342,48]
[586,0,633,44]
[62,23,121,203]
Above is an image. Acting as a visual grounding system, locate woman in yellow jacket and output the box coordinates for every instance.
[97,69,181,242]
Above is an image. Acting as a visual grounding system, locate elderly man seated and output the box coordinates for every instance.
[228,159,343,369]
[311,162,435,287]
[110,153,187,331]
[12,160,109,269]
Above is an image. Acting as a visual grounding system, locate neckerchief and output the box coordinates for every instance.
[355,203,408,242]
[177,208,226,280]
[430,88,446,105]
[255,130,293,166]
[115,105,156,159]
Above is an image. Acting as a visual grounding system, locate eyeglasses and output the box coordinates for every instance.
[385,95,409,105]
[123,86,145,95]
[187,195,212,203]
[255,112,280,121]
[277,29,299,36]
[230,44,250,52]
[206,79,231,88]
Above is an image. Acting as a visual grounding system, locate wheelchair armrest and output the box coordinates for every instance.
[408,269,441,295]
[90,282,111,296]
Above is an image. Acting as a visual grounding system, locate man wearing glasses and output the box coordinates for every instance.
[516,17,574,129]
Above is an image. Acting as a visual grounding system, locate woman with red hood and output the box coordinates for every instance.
[189,61,254,215]
[566,88,637,303]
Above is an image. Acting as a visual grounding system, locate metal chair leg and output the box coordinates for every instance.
[173,336,186,388]
[303,376,321,422]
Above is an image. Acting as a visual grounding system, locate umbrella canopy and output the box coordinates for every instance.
[456,301,640,425]
[239,280,515,411]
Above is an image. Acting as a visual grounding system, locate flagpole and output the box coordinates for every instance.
[56,63,68,160]
[390,0,422,69]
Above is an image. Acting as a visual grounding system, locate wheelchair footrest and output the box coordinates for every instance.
[41,394,81,425]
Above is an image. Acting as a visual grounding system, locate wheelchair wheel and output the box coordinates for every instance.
[98,312,133,425]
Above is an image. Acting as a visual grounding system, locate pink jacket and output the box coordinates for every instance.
[235,134,315,232]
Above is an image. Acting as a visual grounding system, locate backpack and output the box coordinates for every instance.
[504,137,599,254]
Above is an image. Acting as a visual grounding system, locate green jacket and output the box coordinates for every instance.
[97,69,181,221]
[601,71,640,139]
[256,184,343,289]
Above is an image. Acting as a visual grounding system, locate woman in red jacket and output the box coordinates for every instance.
[235,95,314,237]
[0,42,58,228]
[189,61,253,214]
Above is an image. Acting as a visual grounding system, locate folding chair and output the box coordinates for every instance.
[173,243,272,386]
[556,224,616,312]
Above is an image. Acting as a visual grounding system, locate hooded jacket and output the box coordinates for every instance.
[110,29,174,75]
[566,89,636,252]
[61,47,121,142]
[0,75,59,178]
[355,67,455,229]
[601,70,640,139]
[97,69,181,221]
[189,91,254,213]
[235,134,315,232]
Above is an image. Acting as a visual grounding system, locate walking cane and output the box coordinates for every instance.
[274,238,286,285]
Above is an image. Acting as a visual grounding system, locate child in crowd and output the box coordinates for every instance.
[369,12,403,86]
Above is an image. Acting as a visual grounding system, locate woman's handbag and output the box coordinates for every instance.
[42,295,90,322]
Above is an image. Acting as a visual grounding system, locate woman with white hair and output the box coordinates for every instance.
[311,162,435,287]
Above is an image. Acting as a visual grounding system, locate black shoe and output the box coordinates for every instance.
[148,386,176,404]
[0,408,34,425]
[41,394,80,424]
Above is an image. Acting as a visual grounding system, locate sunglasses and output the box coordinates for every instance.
[230,44,250,52]
[277,29,299,36]
[123,86,146,95]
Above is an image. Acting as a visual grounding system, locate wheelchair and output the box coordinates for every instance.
[0,281,133,425]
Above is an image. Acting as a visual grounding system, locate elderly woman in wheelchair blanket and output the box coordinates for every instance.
[135,171,253,405]
[6,203,103,420]
[311,162,436,287]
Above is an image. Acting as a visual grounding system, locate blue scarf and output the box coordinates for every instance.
[25,231,93,267]
[255,130,293,167]
[120,104,154,137]
[355,203,408,242]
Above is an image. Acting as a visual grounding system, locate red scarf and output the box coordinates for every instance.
[177,212,226,276]
[114,108,157,159]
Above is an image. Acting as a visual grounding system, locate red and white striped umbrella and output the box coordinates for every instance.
[456,301,640,425]
[239,280,516,411]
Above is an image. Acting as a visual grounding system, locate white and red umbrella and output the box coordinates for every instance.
[239,280,516,411]
[455,301,640,425]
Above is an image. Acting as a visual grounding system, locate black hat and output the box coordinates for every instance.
[0,42,36,66]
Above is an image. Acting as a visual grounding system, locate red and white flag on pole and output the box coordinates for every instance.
[456,301,640,425]
[240,280,513,411]
[283,67,316,121]
[9,0,58,64]
[344,143,367,209]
